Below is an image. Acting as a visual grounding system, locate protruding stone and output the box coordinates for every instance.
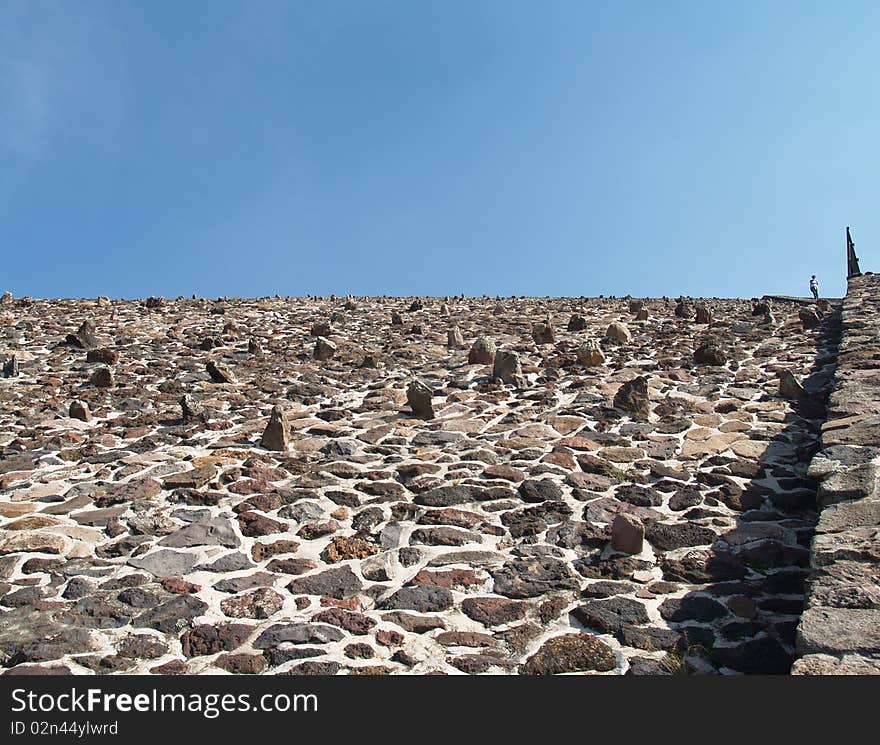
[576,340,605,367]
[613,376,650,421]
[532,322,555,345]
[86,348,119,364]
[91,367,113,387]
[206,360,236,383]
[407,380,435,420]
[799,308,821,330]
[66,321,99,349]
[69,401,91,422]
[605,322,631,343]
[468,336,496,365]
[2,355,19,378]
[779,370,806,400]
[493,350,524,386]
[261,405,290,450]
[695,305,713,324]
[314,337,337,361]
[611,513,645,554]
[567,314,587,331]
[694,340,726,366]
[447,327,465,348]
[180,394,206,423]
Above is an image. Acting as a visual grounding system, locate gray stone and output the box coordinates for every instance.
[576,340,605,366]
[406,380,435,419]
[518,479,563,503]
[572,597,651,635]
[792,653,880,675]
[65,321,99,349]
[253,623,345,648]
[195,553,255,572]
[378,586,454,612]
[134,595,208,632]
[816,463,878,507]
[493,350,524,386]
[531,322,555,345]
[180,394,206,423]
[414,485,490,507]
[796,607,880,655]
[159,517,240,549]
[314,337,337,361]
[128,549,199,577]
[206,360,236,383]
[613,376,650,421]
[779,370,806,400]
[287,566,362,599]
[491,558,581,598]
[659,595,727,623]
[447,327,465,348]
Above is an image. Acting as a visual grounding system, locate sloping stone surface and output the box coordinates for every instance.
[0,293,843,674]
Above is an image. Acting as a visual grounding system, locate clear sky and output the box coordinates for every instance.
[2,1,877,299]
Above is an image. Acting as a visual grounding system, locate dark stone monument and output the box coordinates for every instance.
[847,226,862,279]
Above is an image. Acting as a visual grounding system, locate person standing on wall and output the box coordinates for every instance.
[809,275,819,300]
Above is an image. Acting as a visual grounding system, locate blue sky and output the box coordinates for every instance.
[2,1,877,299]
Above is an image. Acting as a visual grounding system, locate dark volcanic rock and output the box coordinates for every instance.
[644,521,718,551]
[134,595,208,632]
[658,595,728,623]
[613,376,650,421]
[572,597,650,636]
[520,634,616,674]
[66,321,99,349]
[414,485,490,507]
[491,558,580,598]
[461,597,528,626]
[287,566,363,599]
[378,586,454,612]
[518,479,563,503]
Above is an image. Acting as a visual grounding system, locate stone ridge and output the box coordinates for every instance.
[793,273,880,675]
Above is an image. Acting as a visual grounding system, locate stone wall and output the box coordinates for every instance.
[793,273,880,674]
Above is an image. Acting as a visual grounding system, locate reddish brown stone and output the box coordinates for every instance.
[215,653,267,674]
[408,568,482,589]
[251,540,300,562]
[238,511,288,537]
[376,629,404,647]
